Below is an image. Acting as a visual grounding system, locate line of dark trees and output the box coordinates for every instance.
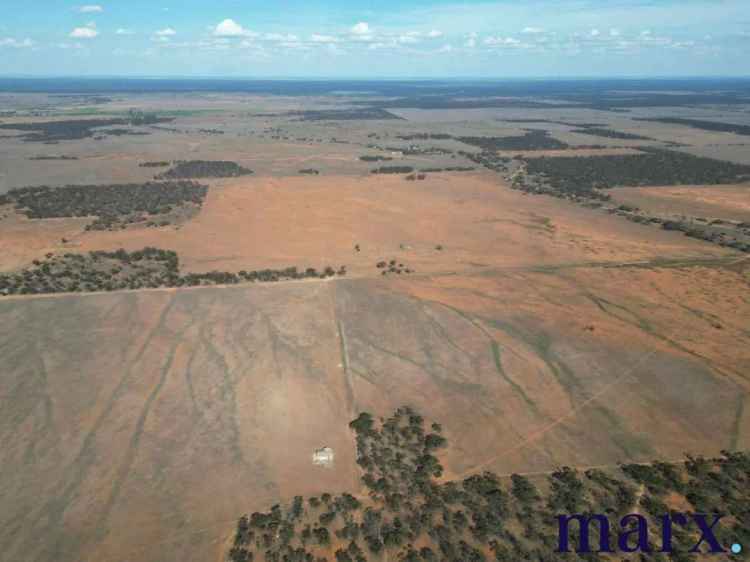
[570,128,653,140]
[634,117,750,136]
[156,160,254,179]
[0,248,347,296]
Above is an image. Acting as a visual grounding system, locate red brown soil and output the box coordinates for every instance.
[1,174,732,275]
[610,184,750,223]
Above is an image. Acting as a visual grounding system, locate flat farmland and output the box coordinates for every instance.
[610,184,750,223]
[1,258,748,562]
[1,173,731,277]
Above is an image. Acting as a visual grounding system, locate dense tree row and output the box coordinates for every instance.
[395,133,454,141]
[299,169,320,175]
[0,181,207,230]
[500,119,604,128]
[370,166,415,175]
[0,115,172,142]
[569,128,653,140]
[0,248,347,296]
[634,117,750,136]
[139,161,171,168]
[359,155,393,162]
[156,160,254,179]
[27,155,78,161]
[289,108,403,121]
[522,148,750,194]
[458,130,569,151]
[419,166,475,173]
[228,407,749,562]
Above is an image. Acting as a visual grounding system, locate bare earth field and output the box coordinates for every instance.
[0,173,730,276]
[1,88,750,562]
[611,184,750,223]
[1,260,748,562]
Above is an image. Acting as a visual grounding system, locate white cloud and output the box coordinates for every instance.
[427,29,443,38]
[213,19,249,37]
[484,36,521,46]
[590,28,601,37]
[351,22,370,35]
[70,23,98,39]
[77,4,103,13]
[116,28,134,35]
[0,37,34,48]
[310,34,338,43]
[522,27,544,34]
[398,35,419,44]
[264,33,298,42]
[437,44,452,52]
[609,28,621,37]
[155,27,176,36]
[465,37,477,48]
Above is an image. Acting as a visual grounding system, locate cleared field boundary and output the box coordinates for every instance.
[1,254,746,303]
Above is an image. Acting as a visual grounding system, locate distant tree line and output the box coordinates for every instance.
[458,130,569,151]
[0,115,173,142]
[634,117,750,136]
[569,128,653,141]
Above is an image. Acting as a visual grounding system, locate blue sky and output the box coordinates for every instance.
[0,0,749,77]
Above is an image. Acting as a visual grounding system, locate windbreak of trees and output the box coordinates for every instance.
[569,128,653,140]
[359,155,393,162]
[371,166,414,175]
[0,248,347,296]
[288,108,403,121]
[228,407,750,562]
[156,160,254,179]
[27,155,78,161]
[634,117,750,136]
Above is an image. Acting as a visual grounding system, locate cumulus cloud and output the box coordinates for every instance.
[213,19,249,37]
[437,44,452,52]
[427,30,442,38]
[465,37,477,48]
[70,23,98,38]
[522,27,544,34]
[155,27,176,36]
[590,28,601,37]
[351,22,370,35]
[0,37,34,48]
[116,28,134,35]
[77,4,103,13]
